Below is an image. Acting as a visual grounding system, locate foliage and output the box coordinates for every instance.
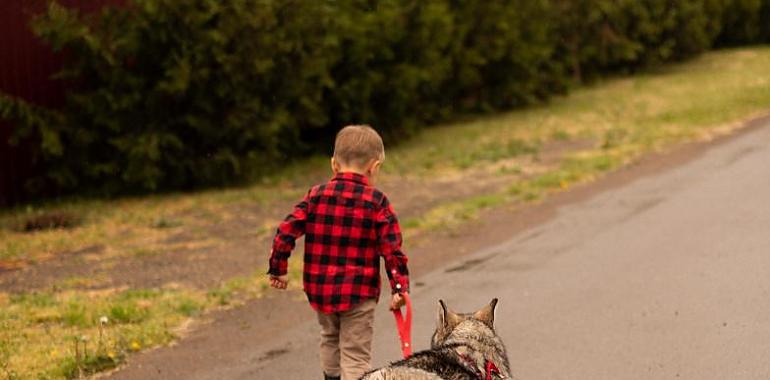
[551,0,723,81]
[2,0,770,199]
[713,0,763,45]
[24,0,340,194]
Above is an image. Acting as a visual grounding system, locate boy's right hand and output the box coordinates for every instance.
[390,292,406,311]
[269,275,288,290]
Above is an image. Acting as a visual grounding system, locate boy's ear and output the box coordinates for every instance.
[331,157,340,174]
[367,159,382,175]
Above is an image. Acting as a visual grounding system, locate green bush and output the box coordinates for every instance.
[27,0,340,193]
[761,0,770,41]
[1,0,768,199]
[321,1,457,138]
[551,0,720,81]
[440,1,563,111]
[714,0,763,45]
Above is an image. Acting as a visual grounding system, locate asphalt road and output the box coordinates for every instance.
[114,121,770,380]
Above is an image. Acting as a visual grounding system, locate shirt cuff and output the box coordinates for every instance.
[390,275,409,294]
[268,249,291,276]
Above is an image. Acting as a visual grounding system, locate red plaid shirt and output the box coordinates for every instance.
[268,172,409,314]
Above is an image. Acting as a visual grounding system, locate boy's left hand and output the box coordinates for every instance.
[389,292,406,311]
[269,275,288,290]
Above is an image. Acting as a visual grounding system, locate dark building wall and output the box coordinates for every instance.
[0,0,124,207]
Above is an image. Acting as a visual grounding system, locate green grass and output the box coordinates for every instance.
[0,288,206,379]
[0,264,302,380]
[2,47,770,379]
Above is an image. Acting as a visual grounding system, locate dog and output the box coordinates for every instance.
[361,298,511,380]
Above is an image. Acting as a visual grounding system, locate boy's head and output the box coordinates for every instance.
[332,125,385,178]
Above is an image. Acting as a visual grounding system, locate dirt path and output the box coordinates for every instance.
[100,116,770,379]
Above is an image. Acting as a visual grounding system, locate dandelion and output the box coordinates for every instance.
[130,340,141,351]
[559,180,569,189]
[107,351,117,360]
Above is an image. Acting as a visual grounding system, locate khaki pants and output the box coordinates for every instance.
[316,298,377,380]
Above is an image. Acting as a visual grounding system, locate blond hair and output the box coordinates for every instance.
[333,125,385,168]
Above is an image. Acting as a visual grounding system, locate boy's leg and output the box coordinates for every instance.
[338,298,377,380]
[316,311,341,378]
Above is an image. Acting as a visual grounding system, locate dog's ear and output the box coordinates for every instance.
[473,298,498,328]
[437,300,463,329]
[437,300,448,328]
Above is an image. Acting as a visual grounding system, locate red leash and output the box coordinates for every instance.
[391,292,412,358]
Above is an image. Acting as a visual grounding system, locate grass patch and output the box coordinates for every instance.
[405,194,508,231]
[0,268,283,379]
[0,279,273,379]
[0,287,208,379]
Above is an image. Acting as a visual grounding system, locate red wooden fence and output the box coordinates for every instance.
[0,0,123,207]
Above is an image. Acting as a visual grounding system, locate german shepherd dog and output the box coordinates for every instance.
[361,298,511,380]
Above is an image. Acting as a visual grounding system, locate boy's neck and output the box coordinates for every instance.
[337,168,368,177]
[331,157,379,183]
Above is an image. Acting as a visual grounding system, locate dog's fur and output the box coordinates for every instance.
[361,298,511,380]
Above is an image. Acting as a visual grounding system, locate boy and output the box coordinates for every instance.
[268,125,410,380]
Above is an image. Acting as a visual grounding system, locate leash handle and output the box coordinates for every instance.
[392,292,412,358]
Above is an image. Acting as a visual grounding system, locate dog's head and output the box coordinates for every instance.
[431,298,498,348]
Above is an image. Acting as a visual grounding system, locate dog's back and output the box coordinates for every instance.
[362,298,510,380]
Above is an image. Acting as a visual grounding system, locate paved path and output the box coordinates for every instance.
[112,122,770,379]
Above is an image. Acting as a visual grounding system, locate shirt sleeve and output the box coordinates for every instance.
[377,195,410,293]
[267,192,310,276]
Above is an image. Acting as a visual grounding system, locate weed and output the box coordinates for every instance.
[208,288,233,306]
[466,194,507,210]
[497,164,522,175]
[601,128,629,149]
[62,301,88,327]
[0,334,19,380]
[401,217,422,230]
[132,247,162,257]
[551,129,571,141]
[55,323,125,379]
[175,299,202,317]
[58,276,106,289]
[508,183,543,202]
[151,215,182,229]
[59,353,121,380]
[108,303,148,324]
[10,292,56,308]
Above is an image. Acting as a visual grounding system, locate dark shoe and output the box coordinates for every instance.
[324,374,340,380]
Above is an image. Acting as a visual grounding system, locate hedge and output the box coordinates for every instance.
[1,0,769,198]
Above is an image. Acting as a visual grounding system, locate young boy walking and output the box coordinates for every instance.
[267,125,410,380]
